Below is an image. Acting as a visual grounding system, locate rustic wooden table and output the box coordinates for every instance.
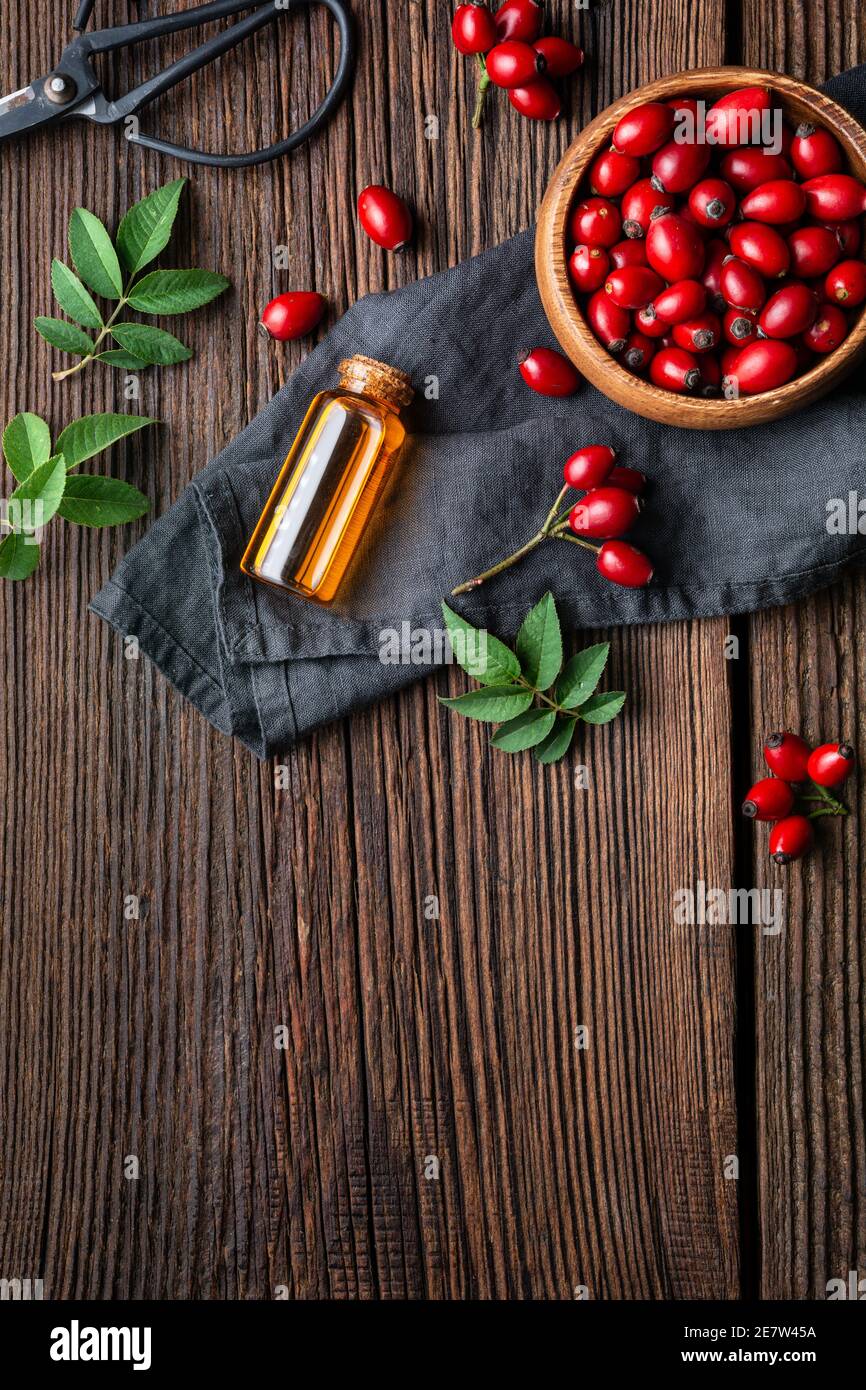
[1,0,864,1301]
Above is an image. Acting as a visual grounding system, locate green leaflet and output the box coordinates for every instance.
[441,601,521,686]
[10,454,67,527]
[111,322,192,366]
[438,686,534,723]
[58,474,150,527]
[3,413,51,482]
[56,413,157,470]
[515,591,562,691]
[50,259,103,329]
[96,350,150,370]
[34,317,95,356]
[578,690,627,725]
[116,178,187,275]
[69,207,123,299]
[557,642,611,709]
[489,708,556,752]
[127,268,230,315]
[534,717,578,765]
[0,533,40,580]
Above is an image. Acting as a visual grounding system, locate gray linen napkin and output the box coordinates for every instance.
[91,68,866,759]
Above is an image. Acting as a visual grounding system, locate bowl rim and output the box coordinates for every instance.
[535,65,866,428]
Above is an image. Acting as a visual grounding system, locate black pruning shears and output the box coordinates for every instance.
[0,0,354,168]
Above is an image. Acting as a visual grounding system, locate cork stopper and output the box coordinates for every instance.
[338,355,414,409]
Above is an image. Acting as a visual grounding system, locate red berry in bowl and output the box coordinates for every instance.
[518,346,580,396]
[569,244,610,293]
[610,239,649,269]
[758,283,819,339]
[688,177,737,227]
[563,445,616,490]
[722,307,758,344]
[698,353,722,396]
[259,291,326,341]
[831,219,862,257]
[790,123,843,179]
[646,214,706,281]
[451,3,498,55]
[357,185,413,250]
[652,278,707,325]
[623,331,656,372]
[769,815,814,864]
[825,259,866,307]
[635,303,669,339]
[705,86,771,147]
[596,540,654,587]
[570,197,622,248]
[763,731,812,782]
[740,179,807,225]
[802,173,866,221]
[533,36,584,76]
[587,290,631,353]
[719,147,792,194]
[604,266,664,309]
[701,239,730,312]
[672,311,721,353]
[590,148,642,198]
[620,178,674,239]
[729,222,791,279]
[787,225,840,279]
[807,741,856,786]
[494,0,544,42]
[570,486,641,539]
[803,305,849,353]
[650,140,711,194]
[720,255,767,313]
[612,102,675,157]
[509,79,561,120]
[486,39,545,87]
[649,346,702,393]
[732,339,798,393]
[742,776,795,820]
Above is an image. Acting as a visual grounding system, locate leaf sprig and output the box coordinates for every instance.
[35,179,230,382]
[0,411,155,580]
[439,593,626,764]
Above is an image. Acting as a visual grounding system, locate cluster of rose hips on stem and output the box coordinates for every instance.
[568,86,866,396]
[451,0,583,128]
[451,444,653,595]
[743,732,856,864]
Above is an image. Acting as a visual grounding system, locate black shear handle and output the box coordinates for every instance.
[89,0,355,169]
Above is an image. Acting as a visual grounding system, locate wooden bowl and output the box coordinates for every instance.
[535,67,866,429]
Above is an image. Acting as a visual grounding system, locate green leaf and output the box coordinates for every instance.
[34,316,95,356]
[111,322,192,366]
[55,413,157,470]
[441,601,520,686]
[116,178,187,276]
[438,686,534,724]
[50,259,103,329]
[3,413,51,482]
[127,268,230,315]
[557,642,611,709]
[515,592,562,692]
[68,207,123,299]
[96,350,150,371]
[534,717,578,765]
[57,475,150,528]
[490,708,556,752]
[0,532,40,580]
[578,690,627,725]
[10,454,67,527]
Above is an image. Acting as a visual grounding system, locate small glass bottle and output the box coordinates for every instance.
[241,355,414,605]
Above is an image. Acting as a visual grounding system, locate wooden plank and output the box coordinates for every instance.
[739,0,866,1299]
[0,0,740,1298]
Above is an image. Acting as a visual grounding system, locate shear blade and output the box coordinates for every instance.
[0,85,36,115]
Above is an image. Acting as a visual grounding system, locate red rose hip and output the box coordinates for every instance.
[587,290,631,353]
[769,815,814,864]
[705,86,771,147]
[509,79,561,120]
[623,331,656,372]
[518,347,580,396]
[758,283,819,339]
[649,346,702,393]
[742,776,795,820]
[803,305,848,353]
[802,174,866,221]
[485,39,546,87]
[613,102,675,157]
[493,0,544,41]
[590,147,641,198]
[688,178,737,227]
[646,214,706,281]
[740,179,807,225]
[596,540,654,587]
[787,226,840,279]
[650,140,711,194]
[610,239,648,269]
[533,36,583,76]
[730,222,791,279]
[807,741,856,787]
[604,266,664,309]
[569,244,610,293]
[357,185,413,250]
[563,444,616,490]
[652,279,707,325]
[825,259,866,307]
[621,179,674,239]
[607,464,648,494]
[259,291,325,341]
[763,731,812,782]
[570,197,622,248]
[570,486,641,539]
[733,339,798,393]
[720,147,792,193]
[451,3,498,55]
[720,255,767,312]
[672,312,721,353]
[790,123,843,178]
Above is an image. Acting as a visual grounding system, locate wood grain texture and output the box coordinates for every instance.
[739,0,866,1300]
[15,0,866,1302]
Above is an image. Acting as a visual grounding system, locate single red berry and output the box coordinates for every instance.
[357,185,413,250]
[645,214,706,281]
[729,222,791,279]
[769,815,814,864]
[831,219,862,257]
[563,444,616,490]
[569,244,610,293]
[763,731,813,782]
[720,255,767,313]
[652,279,707,325]
[570,196,622,249]
[620,178,674,240]
[688,177,737,228]
[485,39,545,87]
[604,265,664,310]
[634,303,669,339]
[807,741,856,787]
[705,86,771,147]
[533,36,583,76]
[508,79,560,120]
[451,3,498,55]
[803,305,849,353]
[649,346,702,393]
[258,291,325,341]
[570,486,641,539]
[518,346,579,395]
[787,225,840,279]
[758,283,819,339]
[740,179,807,225]
[493,0,544,42]
[698,352,722,396]
[742,776,795,821]
[722,306,758,344]
[590,148,642,199]
[650,140,711,194]
[825,259,866,307]
[719,147,792,194]
[596,540,654,587]
[701,239,730,313]
[802,173,866,222]
[790,123,844,179]
[622,331,656,373]
[606,464,647,494]
[732,339,798,393]
[613,102,675,157]
[610,239,649,269]
[586,289,631,353]
[672,311,721,353]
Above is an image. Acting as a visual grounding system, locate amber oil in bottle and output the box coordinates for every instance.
[241,355,414,604]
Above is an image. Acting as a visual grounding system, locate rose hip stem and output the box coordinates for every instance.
[473,55,492,128]
[800,781,850,817]
[450,484,599,595]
